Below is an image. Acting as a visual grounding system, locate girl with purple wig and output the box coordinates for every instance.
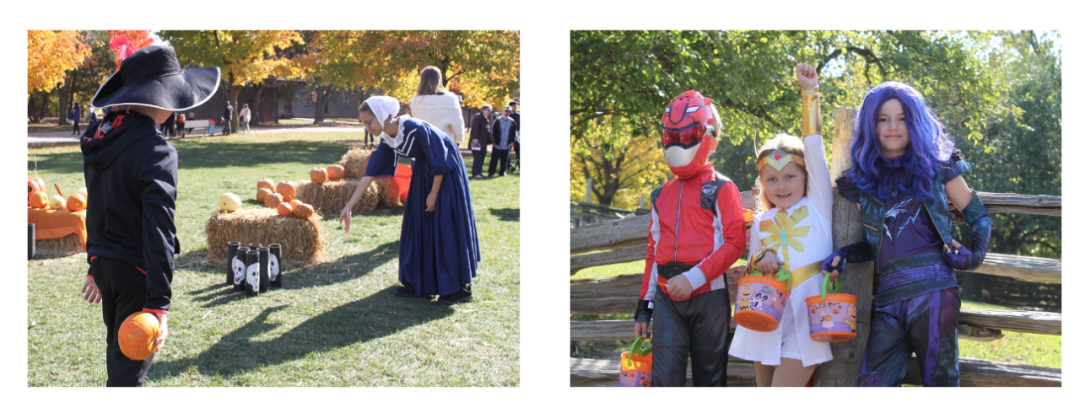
[822,81,992,387]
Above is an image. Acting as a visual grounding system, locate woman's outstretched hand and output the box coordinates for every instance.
[796,62,819,90]
[339,208,353,232]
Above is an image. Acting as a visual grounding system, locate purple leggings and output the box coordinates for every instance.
[858,287,961,387]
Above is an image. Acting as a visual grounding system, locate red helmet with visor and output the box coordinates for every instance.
[661,91,718,178]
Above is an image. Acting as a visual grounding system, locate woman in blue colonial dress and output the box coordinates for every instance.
[340,96,480,304]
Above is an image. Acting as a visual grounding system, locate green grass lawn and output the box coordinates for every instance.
[275,118,362,126]
[29,122,78,133]
[28,132,519,386]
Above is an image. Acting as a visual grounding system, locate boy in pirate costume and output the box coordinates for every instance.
[78,46,219,386]
[633,90,747,387]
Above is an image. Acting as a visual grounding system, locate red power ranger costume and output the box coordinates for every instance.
[635,90,746,387]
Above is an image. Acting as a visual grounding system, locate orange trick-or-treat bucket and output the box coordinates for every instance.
[733,268,791,332]
[619,336,653,387]
[804,276,858,343]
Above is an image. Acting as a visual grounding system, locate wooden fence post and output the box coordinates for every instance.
[814,108,874,387]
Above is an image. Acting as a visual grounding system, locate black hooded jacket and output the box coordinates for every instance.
[81,110,178,312]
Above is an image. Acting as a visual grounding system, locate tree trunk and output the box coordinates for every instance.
[313,86,334,124]
[28,96,37,123]
[252,83,265,125]
[814,108,873,387]
[229,85,241,133]
[58,85,70,126]
[313,86,326,124]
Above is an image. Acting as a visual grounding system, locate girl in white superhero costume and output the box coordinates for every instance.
[728,63,835,387]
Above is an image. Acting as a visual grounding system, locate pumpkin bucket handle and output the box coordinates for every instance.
[820,274,843,300]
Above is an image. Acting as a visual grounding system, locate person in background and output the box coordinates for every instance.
[222,101,233,135]
[508,101,520,173]
[470,104,493,179]
[239,103,251,133]
[488,105,517,178]
[161,112,175,138]
[70,103,82,136]
[410,66,466,147]
[175,113,186,139]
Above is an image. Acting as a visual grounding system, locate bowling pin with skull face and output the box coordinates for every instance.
[258,247,270,293]
[233,247,248,291]
[269,244,282,287]
[227,241,240,287]
[245,250,259,296]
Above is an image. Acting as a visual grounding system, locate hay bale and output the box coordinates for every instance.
[204,208,325,263]
[374,177,400,208]
[34,233,84,257]
[295,179,379,215]
[340,147,371,179]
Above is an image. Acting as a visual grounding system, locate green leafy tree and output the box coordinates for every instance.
[570,30,1060,259]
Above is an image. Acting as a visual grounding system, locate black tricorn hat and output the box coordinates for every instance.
[91,45,220,111]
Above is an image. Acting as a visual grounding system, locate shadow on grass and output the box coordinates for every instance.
[149,285,454,380]
[28,138,359,176]
[487,208,519,222]
[186,241,400,308]
[171,139,355,170]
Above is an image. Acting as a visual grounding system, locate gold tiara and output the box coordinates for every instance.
[757,149,805,172]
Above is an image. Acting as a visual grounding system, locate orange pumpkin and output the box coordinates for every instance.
[257,179,275,192]
[277,181,297,202]
[289,199,301,208]
[66,193,87,212]
[29,191,48,208]
[327,165,345,180]
[118,312,160,361]
[310,167,328,184]
[277,202,293,217]
[265,193,283,209]
[256,187,273,203]
[293,203,314,219]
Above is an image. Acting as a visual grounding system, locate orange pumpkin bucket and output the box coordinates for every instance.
[733,268,791,332]
[804,277,858,343]
[394,164,412,205]
[619,336,653,387]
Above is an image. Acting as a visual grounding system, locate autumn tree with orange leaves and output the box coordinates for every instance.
[27,30,92,123]
[27,30,90,96]
[378,31,519,109]
[158,30,304,131]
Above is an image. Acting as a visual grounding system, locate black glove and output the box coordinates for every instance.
[635,299,654,324]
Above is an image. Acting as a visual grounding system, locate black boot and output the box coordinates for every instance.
[437,284,473,304]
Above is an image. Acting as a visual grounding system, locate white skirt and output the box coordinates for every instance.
[729,273,833,367]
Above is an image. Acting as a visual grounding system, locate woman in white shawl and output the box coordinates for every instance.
[409,66,466,147]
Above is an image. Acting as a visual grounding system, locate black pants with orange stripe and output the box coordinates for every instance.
[91,257,155,387]
[652,288,731,387]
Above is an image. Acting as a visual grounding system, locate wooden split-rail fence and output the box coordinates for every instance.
[569,109,1062,387]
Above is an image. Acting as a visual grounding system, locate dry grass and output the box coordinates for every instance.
[204,208,325,264]
[33,233,84,257]
[339,147,370,179]
[294,179,380,215]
